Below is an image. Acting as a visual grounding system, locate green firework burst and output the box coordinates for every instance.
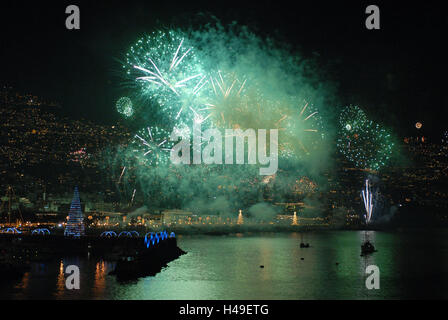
[131,126,174,166]
[116,97,134,118]
[124,30,206,125]
[337,105,394,171]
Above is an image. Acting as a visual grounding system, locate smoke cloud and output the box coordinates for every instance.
[102,20,340,221]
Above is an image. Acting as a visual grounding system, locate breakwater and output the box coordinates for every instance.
[0,231,186,280]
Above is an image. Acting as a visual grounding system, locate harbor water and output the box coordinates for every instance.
[0,230,447,299]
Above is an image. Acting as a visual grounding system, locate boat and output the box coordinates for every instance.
[361,241,376,255]
[299,232,310,248]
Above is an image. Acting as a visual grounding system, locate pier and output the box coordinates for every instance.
[0,231,186,280]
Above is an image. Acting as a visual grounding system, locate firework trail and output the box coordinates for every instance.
[118,166,126,184]
[196,71,248,128]
[288,101,322,154]
[130,189,136,206]
[361,179,373,224]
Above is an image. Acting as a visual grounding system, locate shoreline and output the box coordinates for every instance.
[2,224,446,239]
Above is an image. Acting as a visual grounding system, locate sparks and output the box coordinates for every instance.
[124,30,206,125]
[132,126,173,166]
[361,179,373,224]
[118,166,126,184]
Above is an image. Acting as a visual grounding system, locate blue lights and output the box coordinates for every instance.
[144,231,170,248]
[64,186,85,238]
[118,231,131,238]
[1,227,22,234]
[130,231,140,237]
[100,231,118,237]
[118,231,132,238]
[99,230,173,249]
[32,228,51,235]
[101,231,140,238]
[118,231,140,238]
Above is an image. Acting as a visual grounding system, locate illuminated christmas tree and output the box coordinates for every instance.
[64,186,85,237]
[292,211,298,225]
[237,209,244,225]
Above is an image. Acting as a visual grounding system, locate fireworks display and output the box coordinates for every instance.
[69,147,90,167]
[361,179,373,224]
[124,30,205,125]
[111,25,337,210]
[131,126,173,166]
[119,27,330,167]
[284,101,324,158]
[199,71,248,128]
[337,105,394,171]
[116,97,134,118]
[109,25,399,212]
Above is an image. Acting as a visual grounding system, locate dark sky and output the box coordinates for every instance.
[1,0,446,138]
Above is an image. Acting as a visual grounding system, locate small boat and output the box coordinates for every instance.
[361,241,376,255]
[300,232,310,248]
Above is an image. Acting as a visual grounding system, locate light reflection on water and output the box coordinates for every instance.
[1,230,447,299]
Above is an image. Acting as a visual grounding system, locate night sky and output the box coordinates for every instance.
[1,0,446,138]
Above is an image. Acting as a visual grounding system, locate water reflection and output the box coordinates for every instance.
[15,272,30,291]
[55,260,65,298]
[0,231,447,299]
[92,260,115,297]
